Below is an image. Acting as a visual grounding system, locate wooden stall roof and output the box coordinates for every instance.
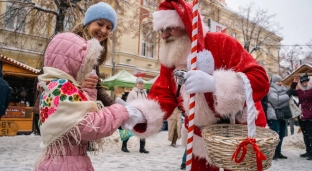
[0,54,40,77]
[282,64,312,87]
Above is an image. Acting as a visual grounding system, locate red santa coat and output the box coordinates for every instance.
[128,32,269,171]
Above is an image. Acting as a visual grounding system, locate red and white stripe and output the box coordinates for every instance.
[186,0,199,170]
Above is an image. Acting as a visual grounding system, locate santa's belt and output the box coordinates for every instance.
[184,116,202,137]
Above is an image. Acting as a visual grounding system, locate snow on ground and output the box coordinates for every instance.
[0,126,311,171]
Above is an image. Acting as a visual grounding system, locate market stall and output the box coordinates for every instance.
[282,64,312,87]
[102,70,154,98]
[103,69,153,89]
[0,54,40,136]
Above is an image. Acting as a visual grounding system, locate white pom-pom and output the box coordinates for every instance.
[187,49,215,74]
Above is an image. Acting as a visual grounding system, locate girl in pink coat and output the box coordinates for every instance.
[35,2,145,171]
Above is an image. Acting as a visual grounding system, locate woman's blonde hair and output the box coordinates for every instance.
[71,23,108,65]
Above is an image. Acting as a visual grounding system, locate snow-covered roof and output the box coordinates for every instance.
[282,64,312,87]
[0,54,40,74]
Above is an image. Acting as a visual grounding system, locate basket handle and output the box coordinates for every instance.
[237,73,257,138]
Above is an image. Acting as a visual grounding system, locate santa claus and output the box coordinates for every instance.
[117,0,270,170]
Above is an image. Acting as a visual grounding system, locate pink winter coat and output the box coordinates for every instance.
[36,32,129,171]
[36,104,129,171]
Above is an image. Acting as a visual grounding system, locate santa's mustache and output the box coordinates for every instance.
[159,35,191,68]
[164,37,176,43]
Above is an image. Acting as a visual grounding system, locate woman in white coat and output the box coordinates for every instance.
[121,78,149,153]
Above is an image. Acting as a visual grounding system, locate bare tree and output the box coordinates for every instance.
[302,40,312,65]
[226,3,281,54]
[0,0,139,68]
[138,4,160,45]
[279,45,303,77]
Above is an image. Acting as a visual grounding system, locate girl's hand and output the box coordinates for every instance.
[81,74,99,89]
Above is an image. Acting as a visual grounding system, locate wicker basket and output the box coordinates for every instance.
[201,124,279,171]
[199,73,279,171]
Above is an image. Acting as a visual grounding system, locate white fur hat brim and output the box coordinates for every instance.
[152,10,185,31]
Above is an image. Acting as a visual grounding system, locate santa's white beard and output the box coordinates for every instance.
[159,35,191,69]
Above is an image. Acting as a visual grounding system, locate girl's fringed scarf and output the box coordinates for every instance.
[35,67,103,168]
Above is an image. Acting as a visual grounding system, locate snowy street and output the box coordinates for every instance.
[0,127,311,171]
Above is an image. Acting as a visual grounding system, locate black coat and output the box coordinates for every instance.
[0,78,11,116]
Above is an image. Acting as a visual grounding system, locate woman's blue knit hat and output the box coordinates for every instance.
[83,2,117,31]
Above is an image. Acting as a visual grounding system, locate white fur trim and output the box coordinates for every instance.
[234,107,248,123]
[181,126,209,160]
[129,99,165,138]
[76,38,103,84]
[153,10,184,31]
[187,49,214,74]
[212,69,245,118]
[182,87,219,126]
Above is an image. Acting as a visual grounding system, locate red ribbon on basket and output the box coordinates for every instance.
[231,138,266,171]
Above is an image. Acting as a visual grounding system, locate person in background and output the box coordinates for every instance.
[121,78,149,153]
[289,73,312,160]
[180,150,186,170]
[267,75,290,160]
[0,71,11,118]
[167,106,182,147]
[33,69,44,135]
[285,118,295,136]
[33,94,41,135]
[35,2,145,170]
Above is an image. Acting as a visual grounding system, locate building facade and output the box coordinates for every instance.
[0,0,282,97]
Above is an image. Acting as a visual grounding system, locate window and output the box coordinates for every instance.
[141,40,154,58]
[63,12,75,32]
[141,41,146,56]
[149,45,154,58]
[267,48,270,55]
[143,0,148,6]
[4,2,26,32]
[143,0,157,9]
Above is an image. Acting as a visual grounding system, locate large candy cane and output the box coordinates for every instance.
[186,0,198,170]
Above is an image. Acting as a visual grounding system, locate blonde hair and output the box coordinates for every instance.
[71,23,108,65]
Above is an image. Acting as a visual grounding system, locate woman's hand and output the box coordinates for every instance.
[81,74,99,89]
[293,76,300,83]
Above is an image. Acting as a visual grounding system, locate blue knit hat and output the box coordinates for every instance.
[83,2,117,31]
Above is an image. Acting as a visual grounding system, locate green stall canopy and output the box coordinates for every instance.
[102,70,153,90]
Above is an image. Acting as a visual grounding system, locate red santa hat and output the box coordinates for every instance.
[153,0,206,52]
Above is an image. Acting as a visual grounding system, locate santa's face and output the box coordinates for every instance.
[161,27,187,41]
[159,32,191,69]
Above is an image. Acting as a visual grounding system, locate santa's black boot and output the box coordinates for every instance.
[121,139,129,153]
[139,139,149,153]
